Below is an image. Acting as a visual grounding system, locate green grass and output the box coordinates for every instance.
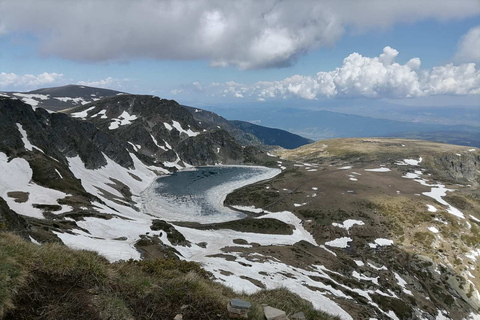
[0,233,337,320]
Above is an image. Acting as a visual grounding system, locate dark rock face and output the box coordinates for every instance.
[0,198,30,240]
[0,97,133,169]
[177,130,244,166]
[183,106,262,146]
[427,152,479,186]
[67,95,257,167]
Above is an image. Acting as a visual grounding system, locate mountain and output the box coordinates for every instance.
[230,120,314,149]
[184,105,312,149]
[0,84,125,111]
[1,85,313,149]
[65,95,249,167]
[204,105,480,147]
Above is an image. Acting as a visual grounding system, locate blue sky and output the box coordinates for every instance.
[0,0,479,108]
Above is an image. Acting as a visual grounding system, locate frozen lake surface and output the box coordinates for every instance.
[141,166,280,223]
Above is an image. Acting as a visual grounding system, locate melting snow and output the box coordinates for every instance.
[16,123,34,151]
[369,238,394,248]
[364,168,391,172]
[332,219,365,233]
[428,227,439,234]
[54,97,87,105]
[294,202,307,207]
[403,171,465,219]
[354,260,364,267]
[109,111,138,130]
[395,157,422,166]
[71,106,96,120]
[13,93,49,107]
[171,120,199,137]
[90,109,107,119]
[394,272,413,296]
[325,237,352,248]
[0,152,71,219]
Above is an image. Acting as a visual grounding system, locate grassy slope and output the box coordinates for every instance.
[276,137,472,162]
[0,233,337,320]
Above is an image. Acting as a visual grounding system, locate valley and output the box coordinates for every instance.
[0,92,479,320]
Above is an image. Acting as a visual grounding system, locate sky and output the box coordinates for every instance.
[0,0,479,109]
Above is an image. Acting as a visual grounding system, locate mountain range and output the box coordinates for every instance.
[0,85,312,150]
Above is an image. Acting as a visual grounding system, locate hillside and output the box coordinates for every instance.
[0,233,334,320]
[222,138,480,319]
[230,120,313,149]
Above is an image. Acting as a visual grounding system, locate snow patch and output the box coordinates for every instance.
[325,237,352,248]
[109,111,138,130]
[365,168,391,172]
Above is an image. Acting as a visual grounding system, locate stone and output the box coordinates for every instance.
[174,314,182,320]
[263,305,288,320]
[290,311,306,319]
[230,299,252,310]
[227,299,251,319]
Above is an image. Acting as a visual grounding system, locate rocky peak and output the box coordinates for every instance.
[67,95,251,168]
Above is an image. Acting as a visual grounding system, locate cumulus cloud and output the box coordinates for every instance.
[455,25,480,63]
[0,72,63,89]
[77,77,131,90]
[175,47,480,100]
[0,0,479,69]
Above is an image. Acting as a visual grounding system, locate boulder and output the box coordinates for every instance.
[263,306,288,320]
[227,299,251,319]
[290,311,305,320]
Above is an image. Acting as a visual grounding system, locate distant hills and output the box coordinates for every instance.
[206,105,480,148]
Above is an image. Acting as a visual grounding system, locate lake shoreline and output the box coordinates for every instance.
[140,165,281,224]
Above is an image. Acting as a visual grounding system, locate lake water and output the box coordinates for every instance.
[141,166,280,223]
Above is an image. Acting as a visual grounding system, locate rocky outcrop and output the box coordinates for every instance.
[177,129,244,165]
[0,198,30,240]
[426,152,479,186]
[0,97,133,170]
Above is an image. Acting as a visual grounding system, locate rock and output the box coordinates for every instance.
[174,314,182,320]
[227,299,251,318]
[263,305,288,320]
[230,299,251,310]
[290,311,305,319]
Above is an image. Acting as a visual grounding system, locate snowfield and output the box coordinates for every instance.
[0,152,71,219]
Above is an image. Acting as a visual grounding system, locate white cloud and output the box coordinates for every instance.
[77,77,130,90]
[0,72,63,89]
[455,25,480,63]
[0,0,479,69]
[174,47,480,100]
